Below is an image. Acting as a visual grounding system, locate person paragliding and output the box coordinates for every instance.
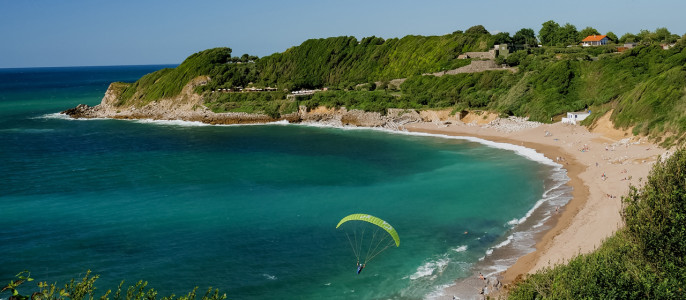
[337,214,399,274]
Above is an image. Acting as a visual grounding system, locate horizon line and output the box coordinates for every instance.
[0,63,179,70]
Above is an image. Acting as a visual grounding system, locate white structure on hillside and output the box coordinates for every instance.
[581,35,609,46]
[562,110,591,125]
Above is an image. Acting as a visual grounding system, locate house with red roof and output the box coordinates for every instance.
[581,35,609,46]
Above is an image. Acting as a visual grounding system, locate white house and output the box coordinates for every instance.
[581,35,609,46]
[561,110,591,125]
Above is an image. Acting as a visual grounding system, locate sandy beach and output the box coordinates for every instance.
[65,85,672,298]
[403,114,670,299]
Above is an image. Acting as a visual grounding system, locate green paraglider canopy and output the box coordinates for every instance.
[336,214,399,265]
[336,214,400,246]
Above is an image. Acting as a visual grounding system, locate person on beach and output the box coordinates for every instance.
[356,261,365,274]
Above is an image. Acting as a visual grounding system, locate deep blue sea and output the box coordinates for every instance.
[0,66,570,299]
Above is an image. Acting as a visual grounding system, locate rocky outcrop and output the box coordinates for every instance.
[61,104,96,118]
[424,60,516,77]
[62,76,301,125]
[297,106,426,129]
[483,116,542,132]
[464,50,496,60]
[62,77,438,129]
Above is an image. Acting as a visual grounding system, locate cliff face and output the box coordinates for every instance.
[62,77,440,128]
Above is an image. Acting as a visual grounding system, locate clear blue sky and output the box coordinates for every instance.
[2,0,685,68]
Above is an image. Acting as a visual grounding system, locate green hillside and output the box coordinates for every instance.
[400,42,686,143]
[107,23,686,145]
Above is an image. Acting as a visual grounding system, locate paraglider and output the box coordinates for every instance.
[336,214,399,274]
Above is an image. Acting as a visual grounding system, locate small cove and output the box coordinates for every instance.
[0,66,569,299]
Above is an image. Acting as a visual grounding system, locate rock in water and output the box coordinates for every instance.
[61,104,93,118]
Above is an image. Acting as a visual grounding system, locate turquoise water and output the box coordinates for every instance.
[0,66,567,299]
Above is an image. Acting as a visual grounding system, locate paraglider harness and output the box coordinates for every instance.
[356,261,366,274]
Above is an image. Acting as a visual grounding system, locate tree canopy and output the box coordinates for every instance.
[578,26,601,41]
[465,25,490,35]
[513,28,537,45]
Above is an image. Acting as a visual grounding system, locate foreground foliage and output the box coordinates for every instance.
[508,148,686,299]
[1,271,226,300]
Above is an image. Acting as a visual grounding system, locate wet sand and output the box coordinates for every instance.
[403,120,668,299]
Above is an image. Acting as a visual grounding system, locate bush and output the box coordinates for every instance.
[623,149,686,283]
[1,271,227,300]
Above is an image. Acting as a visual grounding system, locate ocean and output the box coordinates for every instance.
[0,65,570,299]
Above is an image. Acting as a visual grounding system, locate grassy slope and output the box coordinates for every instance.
[109,33,686,144]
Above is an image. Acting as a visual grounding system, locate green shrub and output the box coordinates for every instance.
[509,148,686,299]
[1,271,227,300]
[623,149,686,284]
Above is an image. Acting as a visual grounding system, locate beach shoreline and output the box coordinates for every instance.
[403,119,668,299]
[64,88,670,298]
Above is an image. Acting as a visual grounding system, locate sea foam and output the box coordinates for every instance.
[406,257,451,280]
[452,245,468,252]
[262,273,277,280]
[38,112,73,120]
[390,130,562,168]
[39,112,111,121]
[134,119,209,127]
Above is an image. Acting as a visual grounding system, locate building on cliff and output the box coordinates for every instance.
[581,35,609,46]
[562,110,591,125]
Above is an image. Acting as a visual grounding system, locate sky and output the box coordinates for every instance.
[1,0,685,68]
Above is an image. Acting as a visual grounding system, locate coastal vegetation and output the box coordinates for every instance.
[105,22,686,145]
[1,271,226,300]
[508,148,686,299]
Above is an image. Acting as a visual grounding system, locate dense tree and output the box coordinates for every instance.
[606,31,618,43]
[654,27,679,43]
[539,20,561,46]
[538,21,580,46]
[513,28,537,45]
[559,23,580,45]
[578,26,601,41]
[618,28,679,44]
[465,25,489,35]
[493,32,512,44]
[637,29,655,43]
[620,33,638,43]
